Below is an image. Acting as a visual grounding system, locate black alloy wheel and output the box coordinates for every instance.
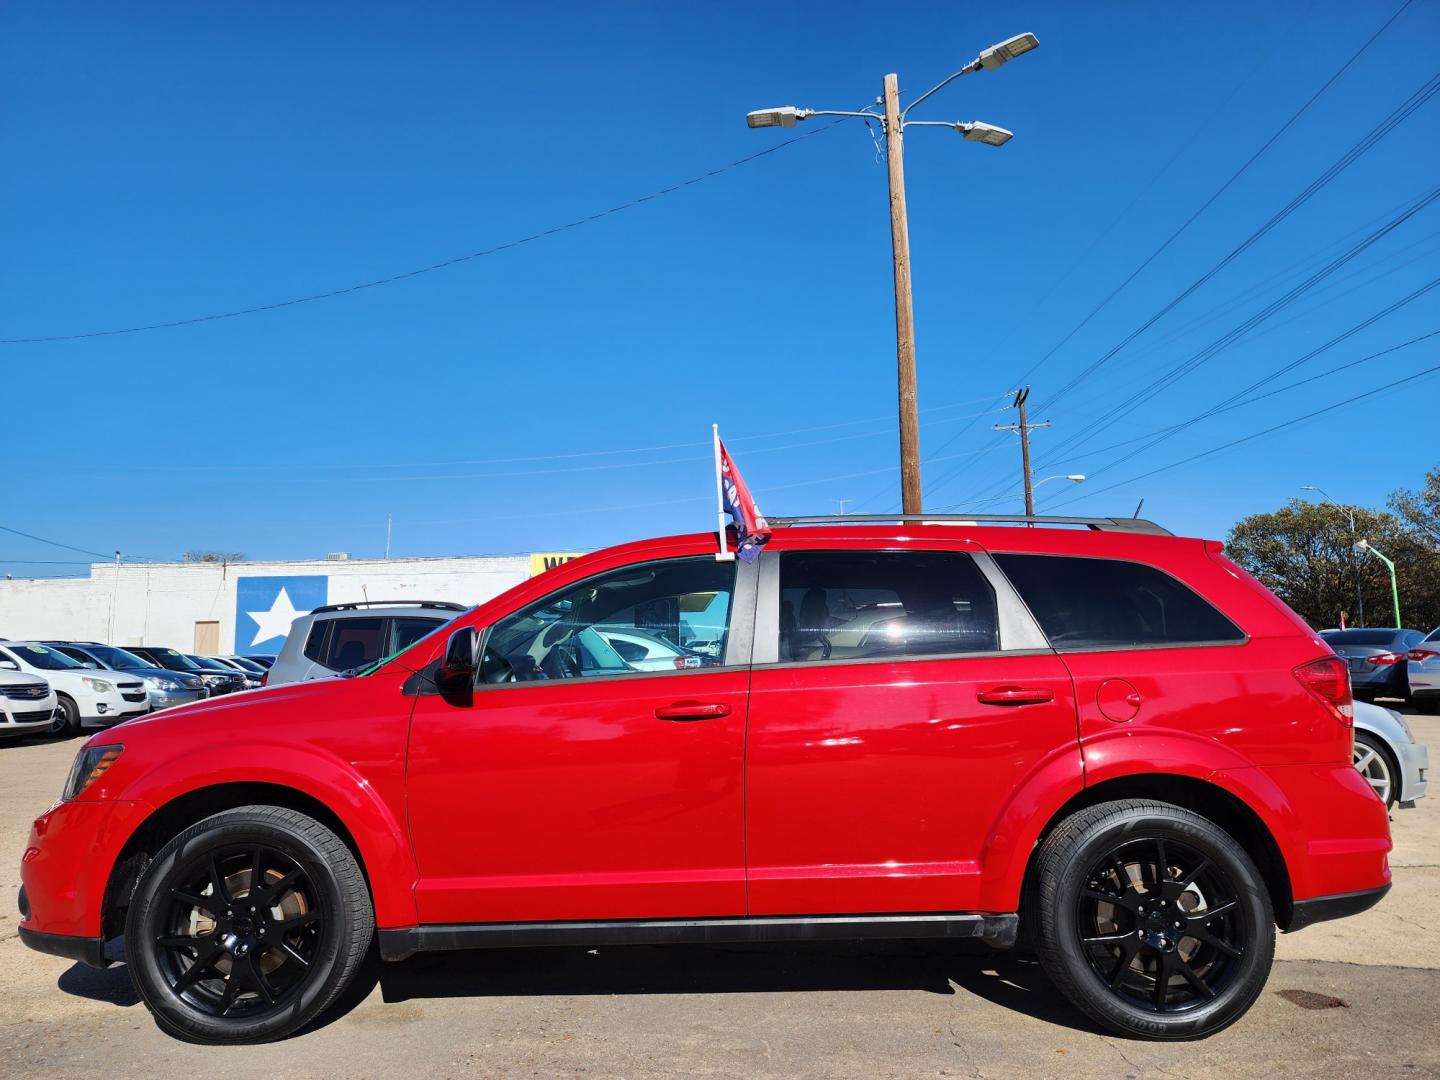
[1032,799,1274,1040]
[152,844,323,1018]
[1075,836,1245,1013]
[126,805,373,1043]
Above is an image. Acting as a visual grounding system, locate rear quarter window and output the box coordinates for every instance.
[993,553,1244,650]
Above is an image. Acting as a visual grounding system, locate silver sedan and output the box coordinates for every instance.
[1353,699,1428,809]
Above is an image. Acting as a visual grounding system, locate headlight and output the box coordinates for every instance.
[63,745,124,800]
[80,676,116,693]
[140,673,180,690]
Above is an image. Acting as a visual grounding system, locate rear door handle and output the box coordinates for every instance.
[976,686,1055,707]
[655,701,732,722]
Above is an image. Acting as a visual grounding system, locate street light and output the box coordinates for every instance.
[746,31,1040,515]
[1036,474,1086,488]
[1302,485,1364,627]
[978,32,1041,71]
[1354,539,1402,629]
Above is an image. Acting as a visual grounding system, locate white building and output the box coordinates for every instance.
[0,553,576,655]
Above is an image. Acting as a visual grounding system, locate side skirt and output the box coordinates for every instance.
[378,912,1019,962]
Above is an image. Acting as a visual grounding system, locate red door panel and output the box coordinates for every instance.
[745,653,1078,915]
[406,669,748,924]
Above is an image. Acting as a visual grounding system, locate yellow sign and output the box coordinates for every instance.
[530,552,585,576]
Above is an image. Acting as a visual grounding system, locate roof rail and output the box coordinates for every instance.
[311,600,468,614]
[766,514,1173,536]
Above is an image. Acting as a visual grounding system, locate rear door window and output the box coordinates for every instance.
[322,617,386,671]
[993,553,1244,649]
[778,550,999,662]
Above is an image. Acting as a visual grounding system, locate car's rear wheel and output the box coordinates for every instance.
[49,695,80,737]
[1032,799,1274,1040]
[1353,732,1398,808]
[125,805,373,1043]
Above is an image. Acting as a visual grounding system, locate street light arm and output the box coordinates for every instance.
[900,61,982,119]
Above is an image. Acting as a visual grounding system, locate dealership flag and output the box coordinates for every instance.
[713,425,770,562]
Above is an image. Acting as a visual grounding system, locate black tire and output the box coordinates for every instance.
[1353,731,1399,809]
[124,805,374,1044]
[50,695,80,737]
[1031,799,1274,1040]
[1416,695,1440,715]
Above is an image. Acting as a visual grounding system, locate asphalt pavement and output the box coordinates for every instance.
[3,709,1436,1079]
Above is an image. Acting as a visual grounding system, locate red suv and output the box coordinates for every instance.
[18,516,1390,1043]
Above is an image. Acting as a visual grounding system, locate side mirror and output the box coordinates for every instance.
[0,660,17,671]
[436,627,478,703]
[84,661,101,669]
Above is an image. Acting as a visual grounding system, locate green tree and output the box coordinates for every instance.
[1388,465,1440,548]
[1225,499,1440,631]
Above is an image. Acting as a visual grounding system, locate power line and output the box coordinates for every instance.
[1041,358,1440,511]
[1037,64,1440,419]
[1001,0,1418,397]
[1032,184,1440,469]
[0,523,115,561]
[0,123,843,346]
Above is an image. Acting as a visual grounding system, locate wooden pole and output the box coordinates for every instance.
[1018,389,1035,516]
[883,73,922,516]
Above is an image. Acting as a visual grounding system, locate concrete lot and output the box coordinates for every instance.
[2,710,1436,1079]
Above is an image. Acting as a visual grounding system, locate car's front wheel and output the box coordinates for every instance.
[1032,799,1274,1040]
[125,805,374,1043]
[49,695,80,737]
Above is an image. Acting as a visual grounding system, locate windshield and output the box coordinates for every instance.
[4,644,85,671]
[226,656,267,674]
[152,649,204,671]
[84,644,154,669]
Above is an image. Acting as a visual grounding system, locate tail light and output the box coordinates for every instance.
[1407,648,1440,662]
[1367,651,1403,665]
[1293,656,1353,727]
[260,671,268,687]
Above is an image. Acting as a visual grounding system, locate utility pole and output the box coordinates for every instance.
[385,513,393,560]
[882,73,922,516]
[744,32,1038,519]
[994,386,1051,515]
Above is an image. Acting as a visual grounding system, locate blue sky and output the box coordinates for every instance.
[3,1,1438,577]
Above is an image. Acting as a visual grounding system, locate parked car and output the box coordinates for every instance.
[0,641,149,735]
[266,601,463,686]
[19,517,1392,1043]
[0,668,57,740]
[211,656,269,677]
[236,655,276,669]
[44,642,208,712]
[1352,699,1428,809]
[1406,627,1440,713]
[1318,627,1424,701]
[123,647,247,697]
[191,655,262,691]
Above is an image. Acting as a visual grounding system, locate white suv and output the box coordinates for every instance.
[0,642,150,736]
[266,601,464,686]
[0,668,57,740]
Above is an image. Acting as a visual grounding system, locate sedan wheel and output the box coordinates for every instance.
[1353,733,1396,808]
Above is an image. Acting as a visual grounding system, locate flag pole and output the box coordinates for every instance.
[713,423,735,562]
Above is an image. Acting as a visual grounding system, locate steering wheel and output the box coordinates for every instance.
[542,643,582,679]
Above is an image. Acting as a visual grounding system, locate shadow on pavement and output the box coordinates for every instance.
[375,939,1102,1034]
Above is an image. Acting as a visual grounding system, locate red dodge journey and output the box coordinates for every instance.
[18,515,1390,1042]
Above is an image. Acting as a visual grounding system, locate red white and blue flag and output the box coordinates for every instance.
[715,429,770,562]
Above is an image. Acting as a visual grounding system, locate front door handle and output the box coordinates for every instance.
[655,701,732,722]
[976,685,1055,707]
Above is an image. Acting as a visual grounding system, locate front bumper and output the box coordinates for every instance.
[19,798,150,940]
[1396,736,1429,806]
[0,704,57,737]
[147,686,207,710]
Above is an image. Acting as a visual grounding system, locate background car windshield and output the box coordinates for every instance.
[1322,629,1398,645]
[84,644,153,669]
[484,557,734,681]
[3,644,85,670]
[154,649,204,671]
